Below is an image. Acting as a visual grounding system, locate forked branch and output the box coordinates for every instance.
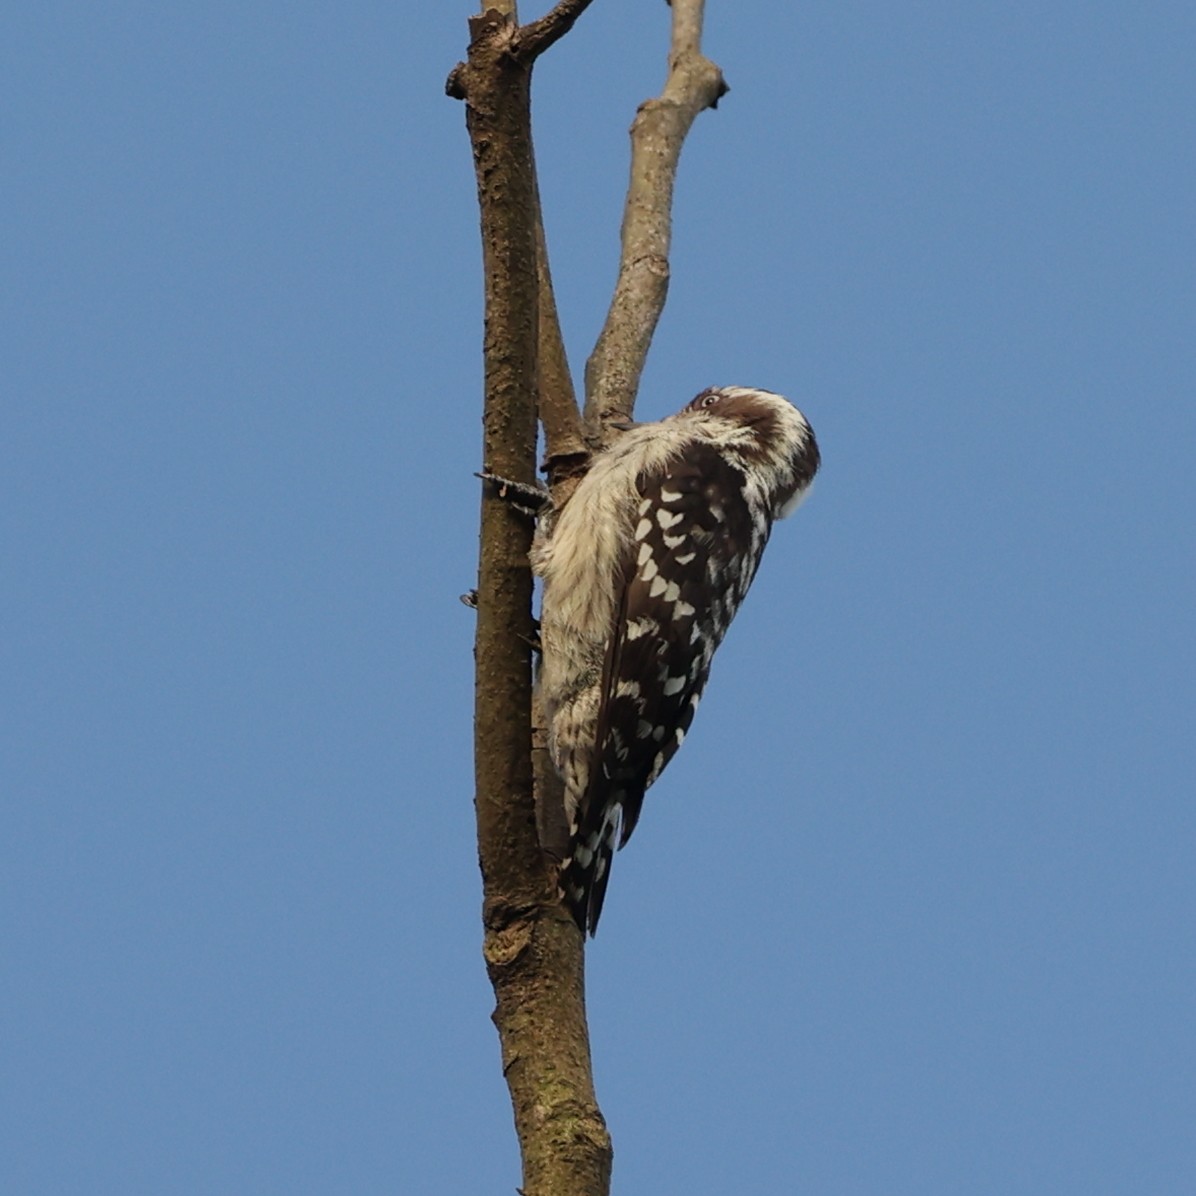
[516,0,599,59]
[449,7,608,1195]
[451,2,725,1192]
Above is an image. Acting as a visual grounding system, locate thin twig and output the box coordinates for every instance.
[530,146,588,476]
[515,0,599,60]
[519,3,595,483]
[583,0,728,444]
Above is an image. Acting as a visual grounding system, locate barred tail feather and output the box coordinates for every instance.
[561,799,624,934]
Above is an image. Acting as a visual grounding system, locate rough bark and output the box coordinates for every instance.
[450,2,725,1192]
[448,7,610,1196]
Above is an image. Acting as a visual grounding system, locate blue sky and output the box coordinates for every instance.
[5,2,1195,1193]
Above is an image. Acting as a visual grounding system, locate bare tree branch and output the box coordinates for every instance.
[448,7,610,1194]
[515,0,599,60]
[531,154,588,478]
[583,0,728,443]
[450,2,724,1190]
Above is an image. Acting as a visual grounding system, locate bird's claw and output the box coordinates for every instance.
[476,470,550,517]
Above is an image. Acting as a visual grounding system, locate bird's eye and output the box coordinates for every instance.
[701,393,720,408]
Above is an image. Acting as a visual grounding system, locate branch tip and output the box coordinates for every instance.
[515,0,597,60]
